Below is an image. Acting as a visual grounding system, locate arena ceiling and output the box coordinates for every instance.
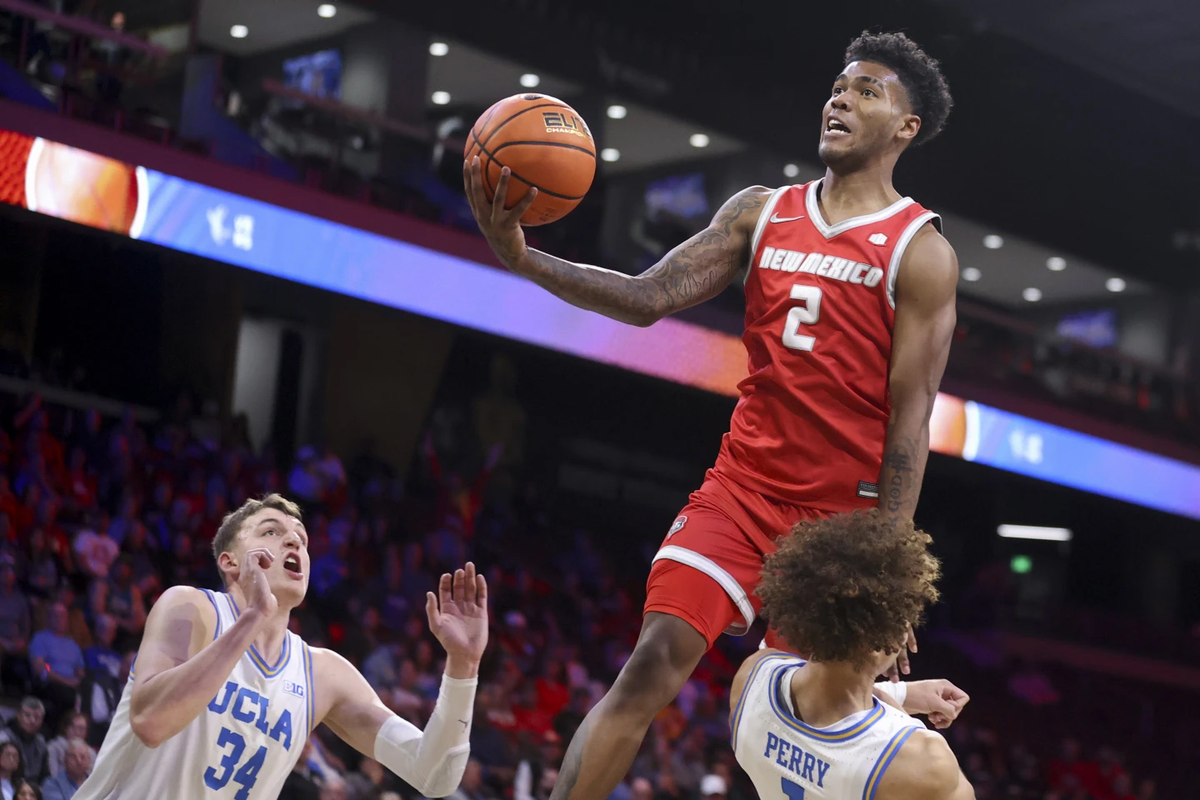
[363,0,1200,300]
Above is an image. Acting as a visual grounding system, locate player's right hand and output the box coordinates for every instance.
[464,156,538,271]
[903,679,970,729]
[238,548,278,619]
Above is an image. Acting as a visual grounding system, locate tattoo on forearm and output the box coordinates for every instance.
[880,436,920,518]
[522,189,767,324]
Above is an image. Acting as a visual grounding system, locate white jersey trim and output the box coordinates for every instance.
[731,654,796,751]
[746,186,789,285]
[862,725,922,800]
[652,545,756,634]
[885,211,941,310]
[805,178,915,240]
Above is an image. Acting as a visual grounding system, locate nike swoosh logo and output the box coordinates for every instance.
[770,213,805,223]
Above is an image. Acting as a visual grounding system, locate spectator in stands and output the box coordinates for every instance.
[0,699,47,784]
[88,556,144,643]
[12,778,41,800]
[44,714,92,778]
[552,688,591,745]
[0,556,31,693]
[22,528,58,601]
[28,603,84,730]
[342,757,398,800]
[71,520,117,582]
[442,759,496,800]
[39,739,90,800]
[280,738,322,800]
[0,741,25,800]
[288,447,327,505]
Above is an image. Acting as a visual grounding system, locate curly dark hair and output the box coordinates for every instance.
[844,31,953,146]
[758,510,941,670]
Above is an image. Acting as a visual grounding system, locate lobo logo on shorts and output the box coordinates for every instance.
[667,516,688,538]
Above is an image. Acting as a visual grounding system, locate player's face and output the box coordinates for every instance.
[818,61,917,168]
[236,510,311,605]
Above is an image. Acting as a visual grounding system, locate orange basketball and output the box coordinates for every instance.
[465,93,596,226]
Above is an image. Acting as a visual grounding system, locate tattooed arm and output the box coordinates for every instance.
[878,225,959,522]
[465,157,770,326]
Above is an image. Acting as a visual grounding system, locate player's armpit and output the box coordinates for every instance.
[876,729,975,800]
[878,226,959,522]
[510,186,772,327]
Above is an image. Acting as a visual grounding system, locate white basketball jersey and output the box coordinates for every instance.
[76,590,315,800]
[732,655,925,800]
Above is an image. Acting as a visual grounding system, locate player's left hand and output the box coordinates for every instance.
[883,623,918,682]
[426,562,489,674]
[902,679,969,729]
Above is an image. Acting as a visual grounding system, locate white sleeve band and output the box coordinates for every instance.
[374,673,478,798]
[873,680,908,707]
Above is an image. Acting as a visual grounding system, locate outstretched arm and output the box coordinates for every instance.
[317,563,488,798]
[877,227,958,523]
[465,157,770,327]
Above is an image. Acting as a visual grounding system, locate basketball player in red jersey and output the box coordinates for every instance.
[466,31,957,800]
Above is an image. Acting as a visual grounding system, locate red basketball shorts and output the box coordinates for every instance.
[643,470,833,650]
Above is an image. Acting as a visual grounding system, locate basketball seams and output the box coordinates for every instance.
[490,140,597,159]
[469,128,587,201]
[479,103,580,148]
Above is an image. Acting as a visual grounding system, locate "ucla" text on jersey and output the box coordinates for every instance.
[208,680,295,751]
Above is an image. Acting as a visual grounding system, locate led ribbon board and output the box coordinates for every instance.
[3,129,1198,519]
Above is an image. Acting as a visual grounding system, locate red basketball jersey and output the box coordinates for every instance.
[710,179,940,514]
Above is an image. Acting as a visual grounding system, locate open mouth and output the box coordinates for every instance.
[825,119,851,136]
[283,554,303,578]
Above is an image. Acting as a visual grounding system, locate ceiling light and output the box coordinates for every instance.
[998,524,1072,542]
[520,73,540,88]
[431,91,451,106]
[600,148,620,162]
[689,133,710,148]
[1046,257,1066,271]
[1022,287,1042,302]
[1106,277,1127,293]
[429,42,449,56]
[606,105,627,119]
[230,24,248,38]
[783,163,800,178]
[317,3,336,18]
[983,234,1004,249]
[961,267,981,282]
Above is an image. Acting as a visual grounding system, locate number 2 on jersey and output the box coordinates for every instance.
[781,285,822,351]
[781,777,806,800]
[204,726,267,799]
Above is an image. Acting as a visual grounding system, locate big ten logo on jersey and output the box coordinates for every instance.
[204,680,296,798]
[542,111,591,139]
[758,246,884,288]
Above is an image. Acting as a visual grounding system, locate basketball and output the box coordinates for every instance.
[464,93,596,226]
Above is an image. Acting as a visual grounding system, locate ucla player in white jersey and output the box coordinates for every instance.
[76,494,488,800]
[730,511,974,800]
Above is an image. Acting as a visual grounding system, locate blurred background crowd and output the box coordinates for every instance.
[1,1,1200,800]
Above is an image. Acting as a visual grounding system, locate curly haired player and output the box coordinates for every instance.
[730,510,972,799]
[468,29,958,800]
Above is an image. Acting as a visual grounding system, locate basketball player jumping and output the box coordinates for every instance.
[467,30,957,800]
[75,494,487,799]
[733,511,972,800]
